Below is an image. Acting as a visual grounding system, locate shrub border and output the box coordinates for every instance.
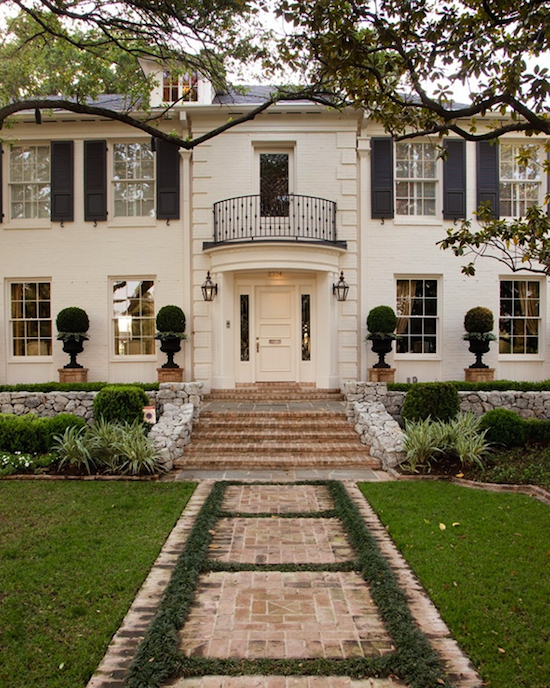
[125,480,452,688]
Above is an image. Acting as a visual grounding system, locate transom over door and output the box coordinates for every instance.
[255,287,295,382]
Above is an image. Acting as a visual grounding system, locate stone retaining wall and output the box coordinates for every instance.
[148,403,194,472]
[345,381,550,470]
[345,382,550,422]
[0,382,203,424]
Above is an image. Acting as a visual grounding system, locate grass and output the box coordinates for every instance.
[0,480,195,688]
[359,481,550,688]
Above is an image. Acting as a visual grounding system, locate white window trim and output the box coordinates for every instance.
[6,142,52,229]
[7,278,53,361]
[110,276,156,360]
[499,142,543,220]
[107,140,156,228]
[394,141,441,220]
[254,144,296,196]
[393,275,441,360]
[498,276,544,360]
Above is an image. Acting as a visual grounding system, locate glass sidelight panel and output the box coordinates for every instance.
[302,294,311,361]
[240,294,250,361]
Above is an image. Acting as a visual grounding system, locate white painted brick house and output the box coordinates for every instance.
[1,69,548,389]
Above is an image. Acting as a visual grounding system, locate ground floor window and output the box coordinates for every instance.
[240,294,250,362]
[112,279,155,355]
[396,278,438,353]
[301,294,311,361]
[499,279,540,354]
[10,282,52,356]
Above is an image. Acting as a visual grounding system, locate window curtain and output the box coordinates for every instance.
[518,281,539,337]
[396,280,417,335]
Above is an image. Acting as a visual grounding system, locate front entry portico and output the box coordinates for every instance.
[202,242,349,392]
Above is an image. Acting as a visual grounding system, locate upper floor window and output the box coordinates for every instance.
[112,142,155,217]
[10,145,50,219]
[499,144,541,218]
[162,71,198,102]
[499,279,540,354]
[395,142,437,216]
[112,279,155,355]
[396,278,438,354]
[10,281,52,356]
[260,152,289,217]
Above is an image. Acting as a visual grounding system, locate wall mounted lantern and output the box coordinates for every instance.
[333,271,349,302]
[201,271,218,301]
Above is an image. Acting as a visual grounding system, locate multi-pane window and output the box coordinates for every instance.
[113,142,155,217]
[112,280,155,355]
[260,153,289,217]
[499,144,541,217]
[396,279,438,354]
[162,71,198,102]
[499,279,540,354]
[395,142,437,216]
[10,145,51,219]
[10,282,52,356]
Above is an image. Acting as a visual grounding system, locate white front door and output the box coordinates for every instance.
[255,286,295,382]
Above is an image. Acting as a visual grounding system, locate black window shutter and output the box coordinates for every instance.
[371,137,394,219]
[477,141,500,218]
[51,141,74,222]
[84,140,107,222]
[156,139,180,220]
[443,139,466,219]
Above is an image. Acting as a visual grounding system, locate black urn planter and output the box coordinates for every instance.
[370,337,394,368]
[159,336,183,368]
[467,338,490,368]
[62,336,85,369]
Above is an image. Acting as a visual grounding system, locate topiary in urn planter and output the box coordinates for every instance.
[155,305,186,369]
[366,305,398,368]
[56,307,90,368]
[463,306,496,368]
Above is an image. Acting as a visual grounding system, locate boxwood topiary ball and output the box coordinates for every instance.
[56,307,90,333]
[464,306,493,334]
[156,305,186,333]
[367,305,397,335]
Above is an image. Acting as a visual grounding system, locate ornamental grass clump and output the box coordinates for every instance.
[53,418,163,475]
[403,413,490,472]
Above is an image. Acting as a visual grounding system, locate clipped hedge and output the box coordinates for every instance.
[93,385,150,425]
[401,382,460,423]
[0,413,86,454]
[0,382,159,393]
[389,380,550,392]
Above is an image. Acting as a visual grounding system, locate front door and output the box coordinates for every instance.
[255,286,295,382]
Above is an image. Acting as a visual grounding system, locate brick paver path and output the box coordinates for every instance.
[87,481,482,688]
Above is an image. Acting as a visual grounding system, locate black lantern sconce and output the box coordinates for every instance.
[333,271,349,302]
[201,271,218,302]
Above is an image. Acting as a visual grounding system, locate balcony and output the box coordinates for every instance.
[205,194,345,249]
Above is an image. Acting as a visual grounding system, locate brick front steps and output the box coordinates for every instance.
[177,386,380,470]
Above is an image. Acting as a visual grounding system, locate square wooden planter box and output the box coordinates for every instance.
[59,368,88,383]
[369,368,396,383]
[157,368,184,383]
[464,368,495,382]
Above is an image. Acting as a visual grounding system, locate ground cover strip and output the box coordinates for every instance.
[126,481,453,688]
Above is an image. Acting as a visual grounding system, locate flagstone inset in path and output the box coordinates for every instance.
[222,484,333,513]
[208,518,354,564]
[179,570,393,659]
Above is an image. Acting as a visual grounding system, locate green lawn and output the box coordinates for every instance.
[359,481,550,688]
[0,480,195,688]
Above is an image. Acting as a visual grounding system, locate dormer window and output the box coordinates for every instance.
[162,71,198,103]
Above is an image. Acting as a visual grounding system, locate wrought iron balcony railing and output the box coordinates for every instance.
[207,194,345,248]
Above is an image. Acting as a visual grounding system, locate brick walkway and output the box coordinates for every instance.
[87,481,482,688]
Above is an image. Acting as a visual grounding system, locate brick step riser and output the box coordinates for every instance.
[199,412,347,421]
[184,444,371,455]
[178,456,380,469]
[193,430,364,445]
